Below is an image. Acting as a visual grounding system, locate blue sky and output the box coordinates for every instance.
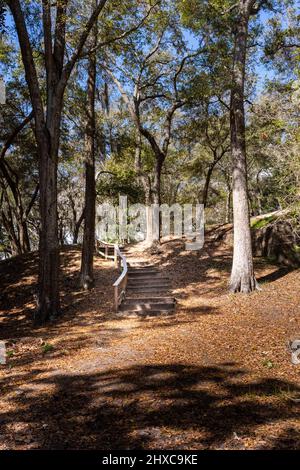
[1,4,285,98]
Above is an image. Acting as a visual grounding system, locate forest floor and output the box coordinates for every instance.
[0,230,299,450]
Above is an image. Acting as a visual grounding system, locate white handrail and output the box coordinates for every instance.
[113,244,128,312]
[96,239,122,260]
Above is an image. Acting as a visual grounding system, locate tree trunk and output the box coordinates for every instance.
[202,166,214,208]
[229,7,257,293]
[1,208,21,255]
[80,21,97,290]
[152,156,163,206]
[134,130,152,206]
[8,0,108,322]
[37,120,61,322]
[73,209,85,244]
[152,156,164,241]
[225,189,232,224]
[19,218,31,252]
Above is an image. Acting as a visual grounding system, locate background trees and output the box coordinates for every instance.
[0,0,299,321]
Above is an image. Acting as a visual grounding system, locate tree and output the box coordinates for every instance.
[102,14,201,240]
[0,109,38,254]
[229,0,267,293]
[80,6,98,290]
[7,0,109,322]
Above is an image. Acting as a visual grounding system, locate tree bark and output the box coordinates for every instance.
[80,18,97,290]
[225,188,232,224]
[202,166,214,208]
[38,117,61,320]
[134,130,152,205]
[152,155,164,241]
[152,156,163,206]
[73,209,85,244]
[229,3,257,293]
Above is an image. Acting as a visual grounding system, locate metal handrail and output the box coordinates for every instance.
[113,244,128,312]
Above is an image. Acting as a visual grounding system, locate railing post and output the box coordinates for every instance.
[114,245,118,267]
[114,286,119,312]
[105,245,108,260]
[112,243,127,313]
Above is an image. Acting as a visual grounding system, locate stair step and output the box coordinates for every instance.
[128,269,160,275]
[120,302,175,311]
[128,280,170,289]
[128,279,170,285]
[119,310,175,317]
[128,275,169,282]
[128,283,170,288]
[125,297,175,303]
[127,288,169,294]
[128,262,156,266]
[129,266,157,269]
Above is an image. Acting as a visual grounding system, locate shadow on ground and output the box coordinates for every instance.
[1,362,299,449]
[0,246,117,341]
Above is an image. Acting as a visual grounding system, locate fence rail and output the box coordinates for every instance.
[96,239,118,263]
[96,240,128,311]
[113,244,128,312]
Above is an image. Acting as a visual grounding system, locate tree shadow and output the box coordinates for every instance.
[257,267,294,284]
[144,236,298,305]
[1,362,299,449]
[0,246,118,342]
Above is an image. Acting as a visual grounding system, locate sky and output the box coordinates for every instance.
[1,3,290,99]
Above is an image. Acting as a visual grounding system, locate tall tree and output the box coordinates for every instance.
[7,0,109,322]
[80,8,98,290]
[229,0,266,293]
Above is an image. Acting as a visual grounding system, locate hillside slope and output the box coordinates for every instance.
[0,236,299,449]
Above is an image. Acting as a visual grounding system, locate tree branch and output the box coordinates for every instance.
[83,1,160,58]
[25,183,39,218]
[7,0,45,129]
[53,0,68,73]
[0,110,34,161]
[61,0,108,85]
[42,0,53,78]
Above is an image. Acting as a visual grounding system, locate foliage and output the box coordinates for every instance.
[0,0,299,254]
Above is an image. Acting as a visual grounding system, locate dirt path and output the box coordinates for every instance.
[0,238,299,449]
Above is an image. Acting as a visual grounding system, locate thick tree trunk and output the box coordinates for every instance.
[229,8,257,293]
[37,123,61,322]
[80,25,97,290]
[8,0,108,321]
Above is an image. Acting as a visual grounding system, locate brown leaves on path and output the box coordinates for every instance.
[0,237,299,449]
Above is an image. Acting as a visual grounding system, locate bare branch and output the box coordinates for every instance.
[25,183,39,218]
[173,51,203,99]
[0,110,34,161]
[54,0,68,72]
[220,2,239,15]
[61,0,108,85]
[7,0,45,128]
[139,93,169,103]
[80,2,160,59]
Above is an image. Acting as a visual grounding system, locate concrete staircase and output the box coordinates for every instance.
[120,260,176,318]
